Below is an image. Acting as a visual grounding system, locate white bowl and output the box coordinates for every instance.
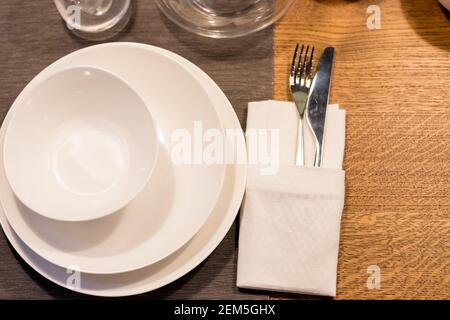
[3,66,159,222]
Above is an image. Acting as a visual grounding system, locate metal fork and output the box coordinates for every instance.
[289,44,315,166]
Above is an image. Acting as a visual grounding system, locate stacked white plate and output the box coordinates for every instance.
[0,42,247,296]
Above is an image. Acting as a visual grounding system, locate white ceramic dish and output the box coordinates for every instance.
[4,66,159,222]
[2,45,227,274]
[439,0,450,10]
[0,42,247,296]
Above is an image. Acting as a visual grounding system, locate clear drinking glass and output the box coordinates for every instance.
[155,0,296,38]
[54,0,131,40]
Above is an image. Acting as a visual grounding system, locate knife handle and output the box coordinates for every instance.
[314,141,323,167]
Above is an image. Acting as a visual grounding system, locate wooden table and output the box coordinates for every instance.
[0,0,449,299]
[274,0,450,299]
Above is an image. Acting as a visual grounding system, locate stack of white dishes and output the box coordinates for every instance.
[0,43,247,296]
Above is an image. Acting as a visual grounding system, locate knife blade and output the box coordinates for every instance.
[306,47,335,167]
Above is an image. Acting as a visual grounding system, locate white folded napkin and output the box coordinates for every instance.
[237,100,346,297]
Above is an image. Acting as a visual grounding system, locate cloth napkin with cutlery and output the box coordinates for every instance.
[237,100,346,297]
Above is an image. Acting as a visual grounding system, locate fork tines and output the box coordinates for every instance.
[290,43,315,88]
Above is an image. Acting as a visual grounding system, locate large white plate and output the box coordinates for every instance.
[0,42,247,296]
[1,45,227,274]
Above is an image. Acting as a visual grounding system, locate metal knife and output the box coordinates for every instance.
[306,47,335,167]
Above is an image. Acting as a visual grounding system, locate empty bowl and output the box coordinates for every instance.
[3,66,159,222]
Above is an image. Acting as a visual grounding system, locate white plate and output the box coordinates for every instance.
[1,45,227,274]
[3,66,159,222]
[0,42,247,296]
[439,0,450,10]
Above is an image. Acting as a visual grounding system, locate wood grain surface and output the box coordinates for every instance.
[0,0,272,299]
[273,0,450,299]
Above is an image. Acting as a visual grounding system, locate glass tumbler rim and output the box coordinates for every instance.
[155,0,296,39]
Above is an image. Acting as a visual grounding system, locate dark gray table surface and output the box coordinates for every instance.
[0,0,273,299]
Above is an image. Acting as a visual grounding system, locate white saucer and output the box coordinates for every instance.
[0,43,247,296]
[1,44,227,274]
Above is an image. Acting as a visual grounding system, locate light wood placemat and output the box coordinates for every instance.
[274,0,450,299]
